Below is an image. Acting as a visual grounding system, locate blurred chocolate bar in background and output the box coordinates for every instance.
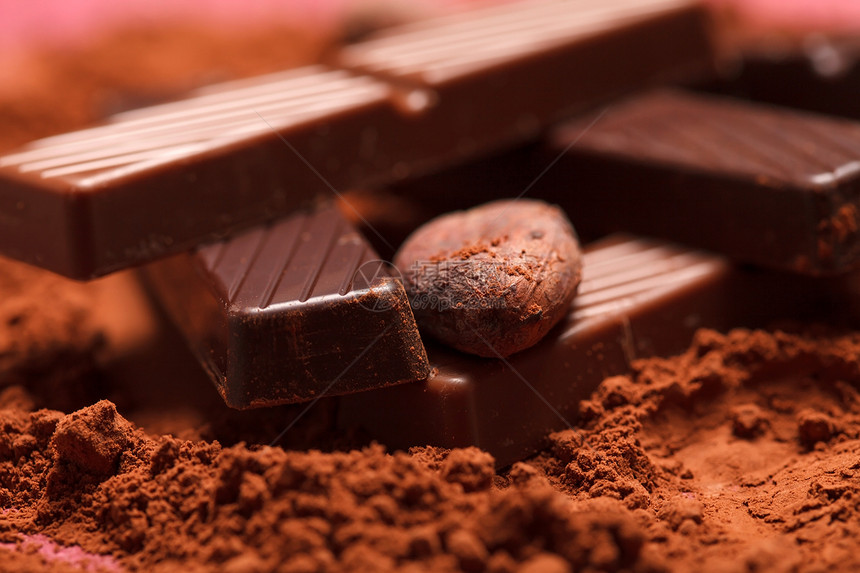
[702,38,860,120]
[336,0,713,174]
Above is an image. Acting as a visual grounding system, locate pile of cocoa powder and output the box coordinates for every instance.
[3,308,860,572]
[2,18,860,573]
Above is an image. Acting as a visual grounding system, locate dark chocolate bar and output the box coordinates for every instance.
[544,89,860,274]
[338,0,713,170]
[703,39,860,121]
[337,234,842,468]
[0,66,401,279]
[143,205,429,409]
[0,0,713,279]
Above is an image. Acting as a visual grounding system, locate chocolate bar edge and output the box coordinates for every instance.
[143,206,431,409]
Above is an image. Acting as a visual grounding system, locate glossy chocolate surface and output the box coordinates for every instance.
[0,0,713,279]
[0,66,405,279]
[144,205,429,409]
[703,40,860,121]
[546,89,860,274]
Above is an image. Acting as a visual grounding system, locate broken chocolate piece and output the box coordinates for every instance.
[394,199,582,357]
[545,89,860,274]
[143,204,429,409]
[338,234,838,468]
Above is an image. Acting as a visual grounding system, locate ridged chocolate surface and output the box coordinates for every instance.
[340,0,698,84]
[0,1,712,279]
[548,89,860,273]
[339,234,742,467]
[0,63,405,279]
[200,207,381,309]
[0,67,389,187]
[145,205,429,409]
[567,236,720,324]
[557,89,860,187]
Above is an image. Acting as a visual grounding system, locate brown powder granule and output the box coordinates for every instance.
[50,401,137,477]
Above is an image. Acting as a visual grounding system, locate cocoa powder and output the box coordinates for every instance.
[0,258,105,411]
[3,327,860,571]
[0,400,652,573]
[530,327,860,571]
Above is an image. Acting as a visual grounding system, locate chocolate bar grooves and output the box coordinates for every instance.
[257,218,309,309]
[340,0,695,81]
[208,209,356,308]
[569,240,720,327]
[789,120,860,162]
[738,114,841,173]
[219,227,269,303]
[698,119,793,176]
[299,215,345,303]
[0,68,390,184]
[338,239,373,296]
[146,205,430,408]
[580,91,860,186]
[572,261,719,323]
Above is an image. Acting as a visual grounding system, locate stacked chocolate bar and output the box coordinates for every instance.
[1,0,858,467]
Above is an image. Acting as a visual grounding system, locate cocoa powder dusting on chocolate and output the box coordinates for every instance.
[395,199,582,357]
[817,203,860,264]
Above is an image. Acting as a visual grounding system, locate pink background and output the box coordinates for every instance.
[709,0,860,32]
[0,0,859,54]
[0,0,451,52]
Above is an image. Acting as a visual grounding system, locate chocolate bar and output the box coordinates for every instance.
[337,234,845,468]
[337,0,712,170]
[543,89,860,274]
[143,205,429,409]
[704,39,860,120]
[0,66,402,279]
[338,235,733,467]
[0,0,713,279]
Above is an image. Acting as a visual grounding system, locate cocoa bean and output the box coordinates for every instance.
[394,199,582,357]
